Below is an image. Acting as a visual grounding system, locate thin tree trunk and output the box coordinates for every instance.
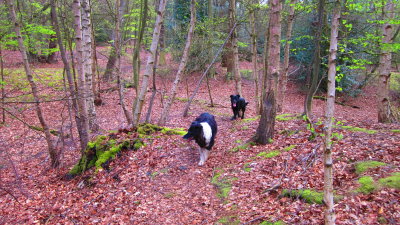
[158,0,196,125]
[47,34,58,63]
[230,0,242,96]
[323,1,341,224]
[182,23,238,117]
[73,0,91,151]
[277,0,296,112]
[81,0,97,131]
[50,0,87,150]
[377,0,395,123]
[145,47,159,123]
[8,0,59,167]
[104,48,117,81]
[132,0,167,126]
[0,46,5,124]
[304,0,325,118]
[253,0,282,145]
[115,0,133,125]
[250,0,260,112]
[132,0,149,94]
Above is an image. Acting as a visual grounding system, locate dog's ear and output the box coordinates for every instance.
[230,95,234,98]
[236,94,240,98]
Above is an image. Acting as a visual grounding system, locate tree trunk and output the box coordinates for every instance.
[132,0,149,95]
[8,0,59,167]
[304,0,325,118]
[277,0,296,112]
[377,1,395,123]
[47,34,58,63]
[230,0,242,96]
[158,0,196,126]
[132,0,167,126]
[73,0,91,151]
[1,46,5,124]
[115,0,133,125]
[81,0,97,131]
[250,0,260,112]
[253,0,282,145]
[145,47,159,123]
[50,0,88,151]
[104,47,117,81]
[323,1,341,224]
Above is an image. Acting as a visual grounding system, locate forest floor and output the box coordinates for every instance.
[0,48,399,224]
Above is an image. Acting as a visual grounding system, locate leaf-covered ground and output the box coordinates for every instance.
[0,49,399,224]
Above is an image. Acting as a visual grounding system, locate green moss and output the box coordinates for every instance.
[341,126,377,134]
[282,145,296,152]
[279,129,297,136]
[355,161,386,174]
[211,168,237,202]
[138,123,187,137]
[243,163,252,172]
[280,189,341,205]
[231,142,255,152]
[161,127,187,136]
[164,192,176,199]
[217,215,240,225]
[175,97,189,102]
[276,113,298,121]
[357,176,377,194]
[260,221,285,225]
[241,125,249,130]
[379,172,400,189]
[391,129,400,133]
[257,150,281,158]
[240,115,260,123]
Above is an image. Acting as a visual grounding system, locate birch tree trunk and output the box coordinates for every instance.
[158,0,196,126]
[73,0,90,150]
[323,1,341,224]
[377,0,395,123]
[81,0,97,131]
[277,0,296,112]
[132,0,167,126]
[50,0,88,150]
[230,0,242,96]
[8,0,59,167]
[253,0,282,145]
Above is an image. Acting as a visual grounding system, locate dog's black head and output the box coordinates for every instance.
[183,121,202,141]
[230,94,241,108]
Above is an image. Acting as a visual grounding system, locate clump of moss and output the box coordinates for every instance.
[390,129,400,133]
[243,162,252,172]
[260,220,285,225]
[355,161,386,174]
[283,145,296,152]
[231,142,255,152]
[211,168,237,202]
[282,189,325,204]
[240,116,260,123]
[217,215,240,225]
[276,113,298,121]
[379,172,400,190]
[341,126,377,134]
[257,150,281,158]
[356,176,377,194]
[279,129,297,136]
[137,123,187,137]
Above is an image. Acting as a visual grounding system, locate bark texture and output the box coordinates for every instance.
[230,0,242,96]
[377,1,395,123]
[323,1,341,224]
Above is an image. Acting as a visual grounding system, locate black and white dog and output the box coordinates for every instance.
[230,94,249,120]
[183,113,217,166]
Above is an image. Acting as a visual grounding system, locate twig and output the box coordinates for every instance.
[0,186,23,205]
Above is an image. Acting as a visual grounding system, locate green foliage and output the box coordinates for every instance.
[260,221,285,225]
[340,126,377,134]
[356,176,377,194]
[355,161,386,174]
[231,142,255,152]
[379,173,400,190]
[276,113,298,121]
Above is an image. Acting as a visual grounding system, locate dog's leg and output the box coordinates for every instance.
[241,108,245,119]
[198,148,205,166]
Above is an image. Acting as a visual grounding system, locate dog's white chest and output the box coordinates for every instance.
[200,122,212,145]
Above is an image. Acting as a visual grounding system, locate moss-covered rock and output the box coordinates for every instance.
[379,172,400,190]
[355,161,386,174]
[356,176,377,194]
[281,189,342,205]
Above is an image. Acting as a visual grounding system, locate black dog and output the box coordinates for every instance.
[183,113,217,166]
[230,94,249,120]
